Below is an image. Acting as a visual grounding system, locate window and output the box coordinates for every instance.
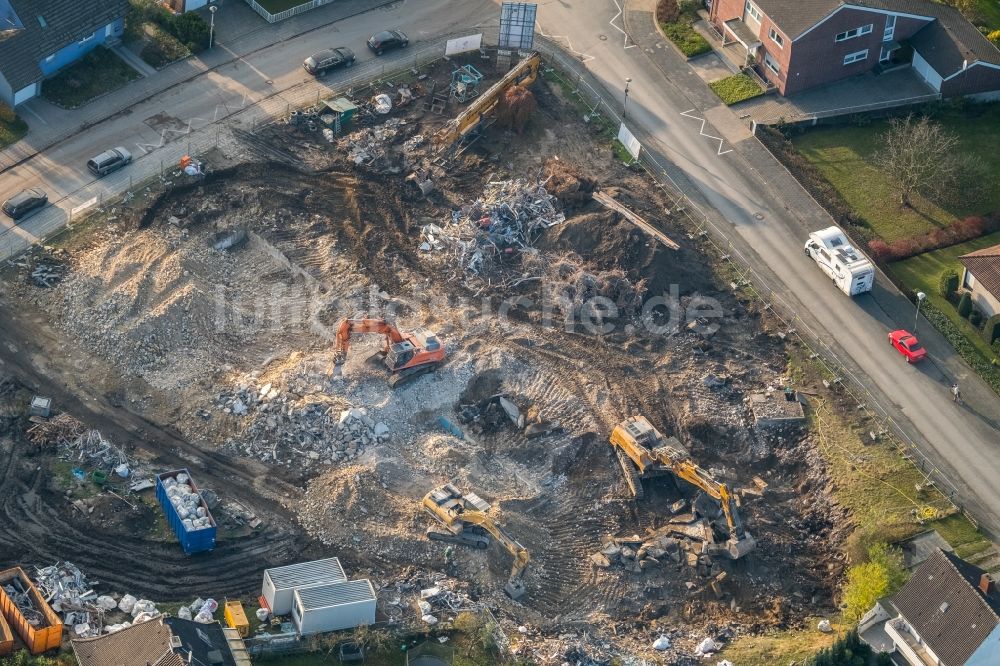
[764,51,780,74]
[744,0,763,23]
[884,14,896,41]
[843,49,868,65]
[835,24,873,42]
[769,27,784,48]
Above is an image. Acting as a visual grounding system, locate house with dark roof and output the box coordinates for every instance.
[72,616,251,666]
[959,244,1000,319]
[708,0,1000,96]
[858,548,1000,665]
[0,0,129,107]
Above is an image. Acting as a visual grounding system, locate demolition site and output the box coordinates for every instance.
[0,51,847,663]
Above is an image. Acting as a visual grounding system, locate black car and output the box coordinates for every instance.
[2,188,47,221]
[303,47,355,75]
[367,29,408,56]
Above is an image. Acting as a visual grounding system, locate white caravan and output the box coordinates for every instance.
[804,226,874,296]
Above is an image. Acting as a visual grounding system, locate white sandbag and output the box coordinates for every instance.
[118,594,137,614]
[177,473,189,484]
[817,619,833,633]
[255,608,269,622]
[194,610,213,624]
[200,599,218,615]
[190,597,204,612]
[132,600,156,617]
[652,635,671,651]
[695,638,720,655]
[421,614,438,625]
[133,611,160,624]
[96,595,118,611]
[178,606,193,620]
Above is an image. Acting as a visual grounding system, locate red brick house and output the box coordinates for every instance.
[708,0,1000,96]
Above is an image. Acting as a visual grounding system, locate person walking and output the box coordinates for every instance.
[952,383,962,404]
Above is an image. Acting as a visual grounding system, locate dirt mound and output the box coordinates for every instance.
[544,158,597,212]
[537,205,713,298]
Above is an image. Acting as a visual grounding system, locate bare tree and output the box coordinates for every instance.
[874,114,961,207]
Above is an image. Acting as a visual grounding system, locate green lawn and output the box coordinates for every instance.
[791,106,1000,243]
[41,46,140,109]
[709,73,764,105]
[889,231,1000,364]
[660,20,712,57]
[0,102,27,148]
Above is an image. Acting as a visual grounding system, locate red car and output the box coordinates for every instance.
[889,329,927,363]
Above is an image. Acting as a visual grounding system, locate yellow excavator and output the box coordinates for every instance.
[433,52,541,155]
[422,484,530,600]
[610,416,756,559]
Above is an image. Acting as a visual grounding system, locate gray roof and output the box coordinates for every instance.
[751,0,1000,71]
[0,0,128,90]
[264,557,346,591]
[295,579,376,611]
[890,548,1000,666]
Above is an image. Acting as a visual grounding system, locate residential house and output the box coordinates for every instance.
[0,0,129,107]
[959,244,1000,319]
[859,547,1000,665]
[708,0,1000,97]
[72,616,251,666]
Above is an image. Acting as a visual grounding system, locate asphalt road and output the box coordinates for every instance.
[0,0,997,533]
[536,0,1000,534]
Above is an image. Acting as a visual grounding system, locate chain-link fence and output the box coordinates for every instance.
[531,35,973,525]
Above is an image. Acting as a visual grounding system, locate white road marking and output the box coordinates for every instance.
[609,0,636,49]
[679,108,732,156]
[134,92,248,155]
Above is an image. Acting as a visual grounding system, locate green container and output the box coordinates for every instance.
[92,470,108,487]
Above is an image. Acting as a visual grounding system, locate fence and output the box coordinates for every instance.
[244,0,337,24]
[531,35,974,527]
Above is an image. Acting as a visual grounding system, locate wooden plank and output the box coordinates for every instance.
[593,191,679,250]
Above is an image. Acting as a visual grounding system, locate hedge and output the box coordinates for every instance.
[868,215,1000,262]
[660,21,712,57]
[922,301,1000,393]
[939,269,960,298]
[958,291,973,318]
[984,314,1000,345]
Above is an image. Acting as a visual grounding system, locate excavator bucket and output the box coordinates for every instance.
[504,580,526,600]
[726,533,756,559]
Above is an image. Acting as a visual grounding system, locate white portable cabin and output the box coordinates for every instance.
[804,226,874,296]
[262,557,347,615]
[292,579,377,635]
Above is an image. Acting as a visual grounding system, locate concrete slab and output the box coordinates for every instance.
[896,530,954,571]
[704,104,752,144]
[687,52,734,85]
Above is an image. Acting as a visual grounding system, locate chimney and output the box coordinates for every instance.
[979,573,995,595]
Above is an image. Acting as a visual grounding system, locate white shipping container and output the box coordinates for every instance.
[262,557,347,615]
[292,579,376,635]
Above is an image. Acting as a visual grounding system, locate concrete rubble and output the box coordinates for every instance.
[220,378,390,466]
[339,118,406,166]
[420,176,565,278]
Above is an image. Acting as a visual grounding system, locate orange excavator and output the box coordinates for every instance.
[330,318,446,387]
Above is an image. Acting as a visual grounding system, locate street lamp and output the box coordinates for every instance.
[622,77,632,123]
[914,291,926,334]
[209,5,218,50]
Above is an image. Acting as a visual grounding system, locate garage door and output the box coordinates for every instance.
[13,83,37,106]
[912,51,943,91]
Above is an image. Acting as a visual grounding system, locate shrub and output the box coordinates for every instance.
[709,74,764,105]
[660,21,712,57]
[923,301,1000,393]
[866,215,1000,263]
[989,30,1000,46]
[939,269,960,298]
[656,0,680,23]
[984,314,1000,344]
[842,542,908,622]
[958,291,973,318]
[971,309,983,327]
[172,12,210,52]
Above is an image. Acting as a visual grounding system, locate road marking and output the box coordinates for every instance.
[535,22,596,62]
[609,0,637,49]
[679,108,732,156]
[134,92,248,155]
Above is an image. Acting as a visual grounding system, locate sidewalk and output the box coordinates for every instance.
[0,0,396,172]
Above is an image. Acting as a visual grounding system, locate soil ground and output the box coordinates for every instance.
[0,58,845,662]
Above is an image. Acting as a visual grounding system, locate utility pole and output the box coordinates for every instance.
[622,77,632,123]
[209,5,218,50]
[914,291,926,335]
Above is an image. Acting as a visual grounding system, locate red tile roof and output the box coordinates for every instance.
[959,244,1000,302]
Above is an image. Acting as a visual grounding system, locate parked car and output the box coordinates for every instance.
[367,29,408,55]
[1,188,47,220]
[889,329,927,363]
[303,47,355,75]
[87,147,132,177]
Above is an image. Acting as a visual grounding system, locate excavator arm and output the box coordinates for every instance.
[330,318,406,375]
[671,460,755,558]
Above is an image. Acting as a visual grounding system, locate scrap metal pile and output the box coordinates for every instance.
[420,177,565,280]
[31,561,108,636]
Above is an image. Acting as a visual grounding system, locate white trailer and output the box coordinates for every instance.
[804,226,874,296]
[262,557,347,616]
[292,579,377,635]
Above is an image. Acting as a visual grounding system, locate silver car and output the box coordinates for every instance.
[87,147,132,177]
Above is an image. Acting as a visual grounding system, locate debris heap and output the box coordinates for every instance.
[421,177,564,278]
[162,474,214,532]
[523,252,647,322]
[220,382,389,466]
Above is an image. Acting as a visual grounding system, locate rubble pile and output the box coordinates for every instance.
[219,381,389,466]
[339,118,406,166]
[162,474,213,531]
[420,177,565,278]
[32,562,108,637]
[26,413,85,449]
[523,252,647,322]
